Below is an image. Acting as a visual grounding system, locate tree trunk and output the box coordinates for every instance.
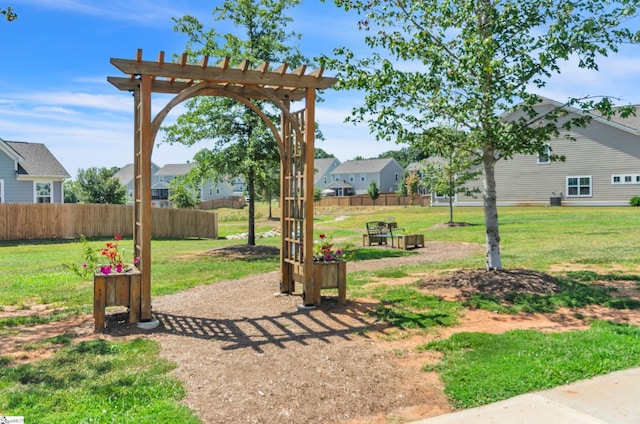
[448,169,454,225]
[247,166,256,246]
[482,147,501,270]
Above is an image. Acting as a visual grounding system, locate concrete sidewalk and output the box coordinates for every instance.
[411,368,640,424]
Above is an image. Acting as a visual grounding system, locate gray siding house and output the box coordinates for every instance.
[114,162,162,205]
[455,98,640,206]
[154,163,246,208]
[314,157,341,190]
[328,158,404,195]
[0,138,70,203]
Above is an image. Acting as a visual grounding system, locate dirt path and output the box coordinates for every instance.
[3,240,640,423]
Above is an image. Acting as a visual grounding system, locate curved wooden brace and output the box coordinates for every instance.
[149,81,304,163]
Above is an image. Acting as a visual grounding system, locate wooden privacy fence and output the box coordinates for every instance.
[315,194,427,208]
[199,197,245,210]
[0,203,217,240]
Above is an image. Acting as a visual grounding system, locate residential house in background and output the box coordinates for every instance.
[405,161,429,195]
[454,97,640,206]
[149,163,246,208]
[0,138,70,203]
[314,157,341,195]
[114,162,162,205]
[154,163,198,208]
[327,158,404,196]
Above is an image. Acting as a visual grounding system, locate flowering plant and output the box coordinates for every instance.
[64,235,139,276]
[313,233,346,262]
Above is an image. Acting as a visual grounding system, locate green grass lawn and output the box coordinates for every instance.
[2,203,640,419]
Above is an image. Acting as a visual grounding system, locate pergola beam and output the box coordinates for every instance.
[107,76,307,101]
[110,56,336,90]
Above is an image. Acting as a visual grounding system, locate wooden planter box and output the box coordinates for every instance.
[311,260,347,305]
[396,234,425,250]
[93,270,141,332]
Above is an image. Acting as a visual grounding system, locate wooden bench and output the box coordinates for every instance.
[396,234,425,250]
[363,221,398,247]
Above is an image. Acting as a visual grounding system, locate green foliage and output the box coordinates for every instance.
[421,321,640,409]
[165,0,309,245]
[629,196,640,206]
[75,166,126,204]
[0,338,199,422]
[314,148,333,158]
[1,6,16,21]
[367,180,380,201]
[324,0,640,269]
[169,177,200,209]
[376,146,427,168]
[63,180,80,203]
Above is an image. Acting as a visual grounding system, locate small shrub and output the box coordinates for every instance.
[629,196,640,206]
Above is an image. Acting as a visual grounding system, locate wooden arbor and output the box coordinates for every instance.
[108,49,337,318]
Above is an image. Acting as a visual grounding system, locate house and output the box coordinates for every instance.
[453,97,640,206]
[154,163,198,208]
[314,157,341,191]
[405,161,429,195]
[114,162,162,205]
[327,158,404,196]
[154,163,246,208]
[0,138,70,203]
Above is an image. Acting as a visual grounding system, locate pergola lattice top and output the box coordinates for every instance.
[108,49,337,101]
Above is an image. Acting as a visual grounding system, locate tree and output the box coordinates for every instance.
[164,0,308,246]
[63,180,80,203]
[367,180,380,206]
[377,145,427,167]
[1,6,16,21]
[76,167,126,204]
[417,127,482,224]
[324,0,639,270]
[169,177,200,208]
[314,148,333,158]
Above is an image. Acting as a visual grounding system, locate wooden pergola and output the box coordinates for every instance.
[108,49,337,319]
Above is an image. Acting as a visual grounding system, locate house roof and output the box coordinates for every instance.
[531,96,640,135]
[113,163,135,186]
[331,158,400,174]
[155,163,197,177]
[114,162,160,185]
[6,141,70,178]
[314,157,340,184]
[590,106,640,131]
[405,162,425,172]
[325,180,353,189]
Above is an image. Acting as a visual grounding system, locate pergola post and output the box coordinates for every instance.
[302,88,316,305]
[137,73,153,321]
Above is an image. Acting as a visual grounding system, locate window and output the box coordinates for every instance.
[611,174,640,184]
[323,176,328,185]
[334,174,340,181]
[567,176,592,197]
[360,173,366,182]
[537,145,551,164]
[395,173,399,181]
[349,174,355,182]
[35,182,52,203]
[0,180,3,203]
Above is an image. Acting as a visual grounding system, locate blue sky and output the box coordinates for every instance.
[2,1,640,179]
